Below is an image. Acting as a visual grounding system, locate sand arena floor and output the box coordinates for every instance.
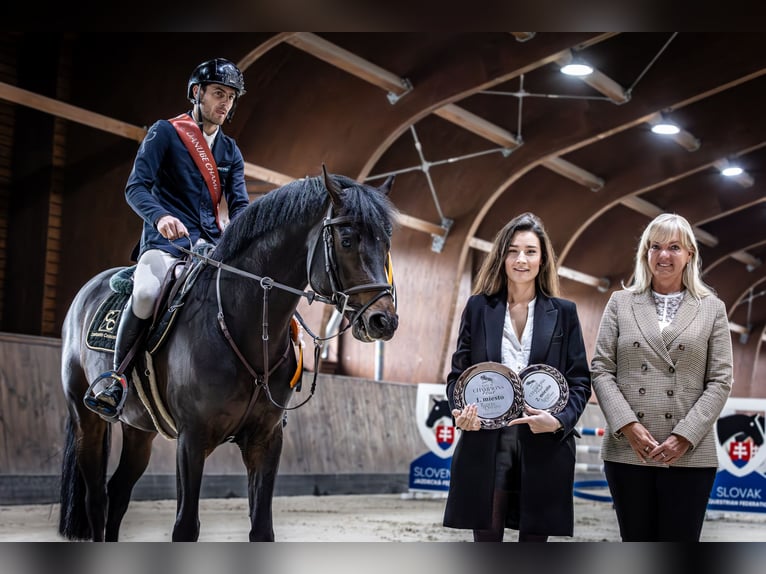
[1,493,765,542]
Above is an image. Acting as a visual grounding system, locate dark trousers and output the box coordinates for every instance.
[604,460,717,541]
[472,426,548,543]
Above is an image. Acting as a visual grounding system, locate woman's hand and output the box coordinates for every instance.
[620,421,660,463]
[507,406,562,434]
[647,433,691,465]
[452,404,481,431]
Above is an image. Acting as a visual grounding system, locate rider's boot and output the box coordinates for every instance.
[84,304,149,418]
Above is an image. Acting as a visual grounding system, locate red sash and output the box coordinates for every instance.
[168,113,222,230]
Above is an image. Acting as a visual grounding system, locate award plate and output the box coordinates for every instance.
[519,364,569,414]
[453,361,524,430]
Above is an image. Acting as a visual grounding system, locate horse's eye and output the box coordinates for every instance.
[338,228,356,249]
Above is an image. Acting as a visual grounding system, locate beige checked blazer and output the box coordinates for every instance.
[591,289,733,467]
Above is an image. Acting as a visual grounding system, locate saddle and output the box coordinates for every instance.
[85,245,213,354]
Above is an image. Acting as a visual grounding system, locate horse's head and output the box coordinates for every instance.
[308,166,399,342]
[425,398,451,428]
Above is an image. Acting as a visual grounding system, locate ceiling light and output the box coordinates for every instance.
[554,50,628,103]
[648,112,681,135]
[714,158,754,188]
[645,112,700,151]
[651,122,680,135]
[560,62,593,76]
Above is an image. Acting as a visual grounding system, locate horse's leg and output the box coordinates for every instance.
[172,431,206,541]
[104,425,157,541]
[239,423,284,541]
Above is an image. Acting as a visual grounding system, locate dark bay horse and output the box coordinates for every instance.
[58,168,398,541]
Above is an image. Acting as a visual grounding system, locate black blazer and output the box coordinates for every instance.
[443,291,592,535]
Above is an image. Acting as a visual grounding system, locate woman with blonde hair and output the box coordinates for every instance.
[443,212,591,541]
[591,213,733,541]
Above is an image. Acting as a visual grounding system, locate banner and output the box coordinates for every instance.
[409,383,458,492]
[709,397,766,513]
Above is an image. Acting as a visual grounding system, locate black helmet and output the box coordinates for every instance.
[187,58,246,103]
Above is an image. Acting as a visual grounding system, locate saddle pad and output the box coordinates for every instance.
[85,291,130,352]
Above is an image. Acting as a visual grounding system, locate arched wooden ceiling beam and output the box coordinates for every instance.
[284,33,413,98]
[0,81,146,142]
[0,80,299,188]
[728,273,766,317]
[689,247,766,312]
[243,35,614,240]
[700,214,766,276]
[704,239,766,277]
[353,33,615,178]
[237,32,298,72]
[230,33,611,238]
[695,196,766,228]
[727,276,766,344]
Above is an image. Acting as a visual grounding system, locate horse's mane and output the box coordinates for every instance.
[213,174,398,261]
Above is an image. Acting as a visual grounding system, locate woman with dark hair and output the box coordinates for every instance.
[443,212,592,541]
[591,213,733,541]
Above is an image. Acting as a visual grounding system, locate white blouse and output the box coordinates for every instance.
[501,298,536,373]
[652,290,684,331]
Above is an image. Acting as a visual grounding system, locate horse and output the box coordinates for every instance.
[58,167,399,541]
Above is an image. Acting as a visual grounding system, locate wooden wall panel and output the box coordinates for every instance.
[0,333,66,474]
[0,334,425,478]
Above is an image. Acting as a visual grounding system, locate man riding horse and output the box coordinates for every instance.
[84,58,250,419]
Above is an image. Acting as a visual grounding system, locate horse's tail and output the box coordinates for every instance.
[58,416,111,540]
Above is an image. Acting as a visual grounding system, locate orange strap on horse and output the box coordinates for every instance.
[168,113,222,230]
[289,317,304,389]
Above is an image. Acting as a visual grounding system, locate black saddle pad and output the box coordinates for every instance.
[85,291,130,352]
[87,245,213,354]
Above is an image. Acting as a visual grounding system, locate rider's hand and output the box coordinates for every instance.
[156,215,189,241]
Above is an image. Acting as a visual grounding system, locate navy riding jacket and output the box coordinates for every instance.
[125,112,250,259]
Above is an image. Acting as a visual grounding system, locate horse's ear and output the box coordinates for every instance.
[322,164,343,208]
[378,174,395,196]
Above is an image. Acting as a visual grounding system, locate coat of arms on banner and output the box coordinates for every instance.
[716,405,766,478]
[709,398,766,514]
[416,383,458,459]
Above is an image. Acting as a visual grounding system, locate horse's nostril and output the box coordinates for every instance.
[368,312,398,334]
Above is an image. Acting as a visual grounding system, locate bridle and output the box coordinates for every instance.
[175,202,396,441]
[306,204,396,330]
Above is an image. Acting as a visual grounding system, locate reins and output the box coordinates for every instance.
[174,203,394,442]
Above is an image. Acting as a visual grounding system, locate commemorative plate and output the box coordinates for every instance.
[518,364,569,414]
[453,361,524,430]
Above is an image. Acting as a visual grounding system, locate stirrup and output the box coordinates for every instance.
[83,371,128,422]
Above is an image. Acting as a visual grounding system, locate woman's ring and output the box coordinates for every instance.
[661,452,666,458]
[644,446,650,453]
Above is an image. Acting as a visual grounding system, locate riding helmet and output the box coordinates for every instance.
[187,58,246,103]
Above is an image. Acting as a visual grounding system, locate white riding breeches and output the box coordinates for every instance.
[131,249,178,319]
